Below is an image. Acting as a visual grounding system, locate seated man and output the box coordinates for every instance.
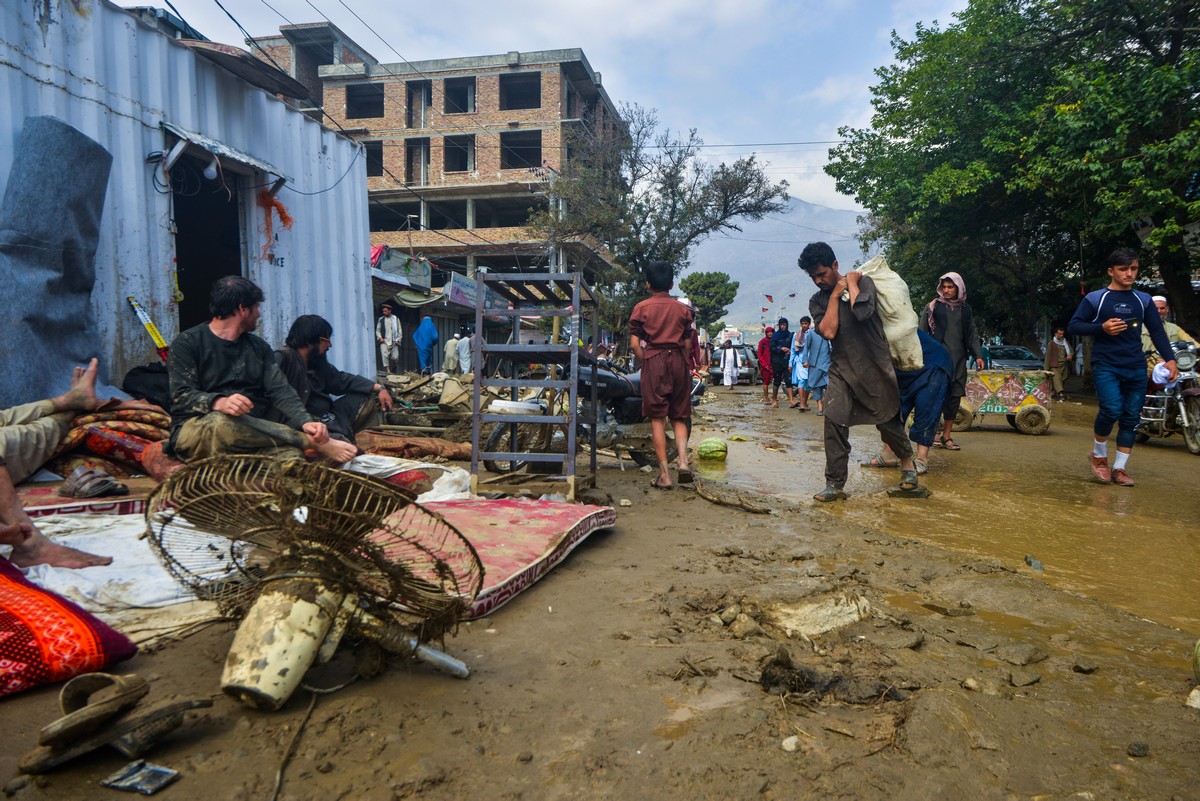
[273,314,394,444]
[1,358,157,568]
[1142,295,1197,368]
[167,276,358,464]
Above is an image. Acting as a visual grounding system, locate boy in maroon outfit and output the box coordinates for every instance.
[628,260,700,489]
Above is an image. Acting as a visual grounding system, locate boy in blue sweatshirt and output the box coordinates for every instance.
[1068,247,1178,486]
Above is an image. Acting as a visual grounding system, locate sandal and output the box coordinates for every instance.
[899,470,918,491]
[677,468,694,484]
[860,454,899,468]
[941,437,961,451]
[650,476,674,491]
[913,458,928,475]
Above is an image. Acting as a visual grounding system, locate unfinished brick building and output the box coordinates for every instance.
[251,22,624,287]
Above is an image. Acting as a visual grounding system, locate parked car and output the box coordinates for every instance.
[987,344,1043,371]
[709,343,762,385]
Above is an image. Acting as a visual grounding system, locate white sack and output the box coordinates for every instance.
[856,255,923,371]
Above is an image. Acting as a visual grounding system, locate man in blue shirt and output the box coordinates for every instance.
[1068,248,1177,486]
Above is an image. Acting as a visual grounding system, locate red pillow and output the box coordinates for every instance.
[0,559,137,698]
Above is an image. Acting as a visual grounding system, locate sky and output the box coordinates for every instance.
[150,0,969,212]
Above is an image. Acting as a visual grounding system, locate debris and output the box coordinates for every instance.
[1185,687,1200,710]
[1008,670,1041,687]
[780,735,801,752]
[1126,742,1150,758]
[1071,659,1099,675]
[770,593,871,639]
[694,477,771,514]
[728,613,767,639]
[921,602,974,617]
[760,646,905,704]
[994,643,1048,666]
[1024,554,1044,571]
[618,499,632,507]
[886,485,932,499]
[99,760,179,795]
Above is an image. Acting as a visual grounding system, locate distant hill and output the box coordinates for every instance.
[683,198,879,331]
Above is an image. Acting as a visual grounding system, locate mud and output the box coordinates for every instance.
[3,385,1199,800]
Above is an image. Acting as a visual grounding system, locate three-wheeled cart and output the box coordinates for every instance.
[955,369,1053,435]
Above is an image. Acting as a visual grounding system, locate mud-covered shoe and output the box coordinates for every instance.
[1111,468,1135,487]
[1088,455,1111,482]
[813,484,848,502]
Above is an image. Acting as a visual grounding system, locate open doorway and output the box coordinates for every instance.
[173,154,243,330]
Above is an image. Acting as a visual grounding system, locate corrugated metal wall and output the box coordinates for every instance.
[0,0,372,384]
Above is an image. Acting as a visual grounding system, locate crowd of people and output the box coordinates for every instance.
[707,243,1194,501]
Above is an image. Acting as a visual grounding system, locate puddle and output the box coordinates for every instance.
[694,398,1200,634]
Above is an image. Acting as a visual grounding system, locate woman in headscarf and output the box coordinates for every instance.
[756,326,774,403]
[769,318,796,409]
[919,271,984,450]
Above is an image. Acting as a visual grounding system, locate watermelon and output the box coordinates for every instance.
[697,438,728,461]
[1193,638,1200,684]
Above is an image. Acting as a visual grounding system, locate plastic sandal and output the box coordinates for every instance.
[813,485,848,502]
[899,470,918,491]
[942,437,962,450]
[860,455,899,468]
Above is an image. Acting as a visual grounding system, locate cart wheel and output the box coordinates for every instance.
[1015,405,1050,435]
[953,406,974,431]
[1006,414,1018,430]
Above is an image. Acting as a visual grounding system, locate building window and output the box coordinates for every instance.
[427,199,468,230]
[474,196,548,228]
[369,200,421,232]
[405,138,429,186]
[444,77,476,114]
[444,135,475,173]
[346,84,384,119]
[364,141,383,177]
[407,80,431,128]
[499,72,541,110]
[500,130,542,170]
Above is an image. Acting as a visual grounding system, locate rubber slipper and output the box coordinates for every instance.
[942,438,961,450]
[860,455,899,468]
[20,698,213,774]
[813,485,848,502]
[650,476,674,491]
[677,469,694,484]
[39,673,150,748]
[913,458,928,475]
[899,470,918,491]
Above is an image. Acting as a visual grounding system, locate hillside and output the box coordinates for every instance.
[684,198,878,330]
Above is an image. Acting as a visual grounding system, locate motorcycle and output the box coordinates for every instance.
[1138,341,1200,454]
[483,359,706,472]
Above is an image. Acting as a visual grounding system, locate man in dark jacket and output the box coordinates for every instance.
[274,314,394,443]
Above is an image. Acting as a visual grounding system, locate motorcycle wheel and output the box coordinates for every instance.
[1182,396,1200,455]
[482,421,553,473]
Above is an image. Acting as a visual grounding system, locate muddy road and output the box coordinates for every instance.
[3,386,1199,800]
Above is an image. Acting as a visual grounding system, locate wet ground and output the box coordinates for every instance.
[694,384,1200,633]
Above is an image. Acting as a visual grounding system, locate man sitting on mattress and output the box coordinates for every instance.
[0,358,159,569]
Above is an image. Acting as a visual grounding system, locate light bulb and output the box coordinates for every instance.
[203,157,219,181]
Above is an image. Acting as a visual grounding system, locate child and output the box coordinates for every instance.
[628,260,700,489]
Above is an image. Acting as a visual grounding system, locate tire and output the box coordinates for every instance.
[1006,414,1018,430]
[1015,404,1050,435]
[1182,396,1200,455]
[483,421,551,473]
[953,406,974,430]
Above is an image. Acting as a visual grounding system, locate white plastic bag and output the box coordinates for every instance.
[854,255,923,371]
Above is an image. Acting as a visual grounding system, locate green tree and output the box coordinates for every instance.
[827,0,1200,343]
[679,272,739,331]
[530,103,789,341]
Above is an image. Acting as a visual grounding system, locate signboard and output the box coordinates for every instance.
[377,248,431,290]
[444,272,508,322]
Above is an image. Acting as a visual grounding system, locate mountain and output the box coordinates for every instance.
[683,198,878,331]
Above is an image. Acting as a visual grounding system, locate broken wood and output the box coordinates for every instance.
[693,477,771,514]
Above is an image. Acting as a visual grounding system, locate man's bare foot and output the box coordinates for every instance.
[9,529,113,569]
[314,438,359,464]
[52,358,102,412]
